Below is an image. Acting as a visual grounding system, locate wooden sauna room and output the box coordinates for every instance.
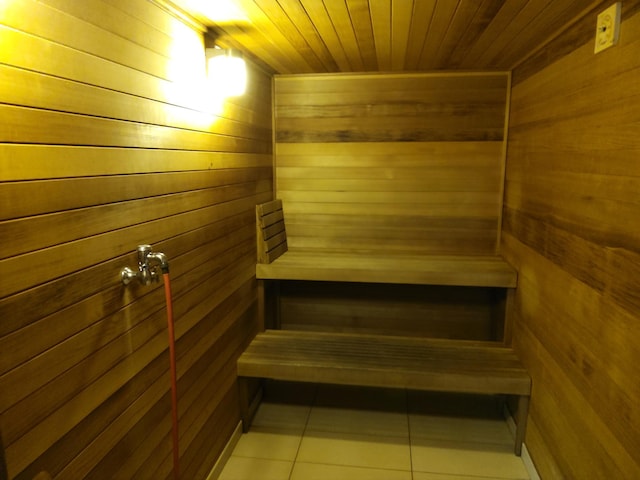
[1,0,638,479]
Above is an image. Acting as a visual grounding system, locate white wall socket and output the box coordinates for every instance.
[594,2,621,54]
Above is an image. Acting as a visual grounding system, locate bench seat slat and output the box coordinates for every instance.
[238,331,531,396]
[244,339,526,368]
[257,250,517,287]
[257,200,288,264]
[260,210,285,229]
[242,346,525,366]
[241,362,529,397]
[240,354,528,378]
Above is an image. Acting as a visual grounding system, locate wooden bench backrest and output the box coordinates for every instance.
[257,200,288,264]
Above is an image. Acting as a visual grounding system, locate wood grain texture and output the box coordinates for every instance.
[190,0,600,75]
[238,330,531,395]
[0,1,272,478]
[257,251,517,288]
[503,6,640,478]
[279,282,502,341]
[274,72,508,257]
[237,329,531,455]
[256,199,288,264]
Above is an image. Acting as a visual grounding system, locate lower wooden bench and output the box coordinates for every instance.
[237,330,531,455]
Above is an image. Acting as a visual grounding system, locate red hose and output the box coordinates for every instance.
[163,273,180,480]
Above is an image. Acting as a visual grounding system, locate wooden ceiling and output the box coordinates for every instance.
[166,0,597,74]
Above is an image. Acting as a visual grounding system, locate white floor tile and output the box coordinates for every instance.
[410,413,514,445]
[252,401,311,434]
[413,473,518,480]
[231,427,302,462]
[296,431,411,471]
[411,437,529,479]
[217,457,292,480]
[307,406,409,438]
[290,462,412,480]
[315,384,406,411]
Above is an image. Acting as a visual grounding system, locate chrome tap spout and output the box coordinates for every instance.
[121,245,169,286]
[146,251,169,274]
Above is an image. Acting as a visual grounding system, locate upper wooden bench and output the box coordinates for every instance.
[256,199,517,288]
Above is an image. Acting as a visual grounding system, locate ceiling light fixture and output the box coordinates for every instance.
[206,47,247,97]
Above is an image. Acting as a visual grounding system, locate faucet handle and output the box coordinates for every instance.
[137,244,152,264]
[121,266,139,285]
[121,244,168,286]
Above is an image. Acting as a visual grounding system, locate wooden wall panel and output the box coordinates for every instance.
[0,1,272,478]
[274,72,509,256]
[279,282,502,341]
[504,4,640,478]
[272,72,508,340]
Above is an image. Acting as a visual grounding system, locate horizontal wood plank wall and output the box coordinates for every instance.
[504,3,640,478]
[0,1,272,478]
[274,72,509,255]
[279,282,501,340]
[273,72,508,339]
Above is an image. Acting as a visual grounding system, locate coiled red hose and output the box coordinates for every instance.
[163,273,180,480]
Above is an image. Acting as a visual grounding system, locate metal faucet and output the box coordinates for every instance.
[121,244,170,286]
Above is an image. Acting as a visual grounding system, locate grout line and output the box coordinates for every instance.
[405,389,414,479]
[287,383,318,480]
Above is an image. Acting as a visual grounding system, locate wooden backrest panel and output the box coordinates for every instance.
[274,72,510,256]
[257,200,288,263]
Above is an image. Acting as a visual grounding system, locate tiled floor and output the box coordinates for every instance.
[218,382,531,480]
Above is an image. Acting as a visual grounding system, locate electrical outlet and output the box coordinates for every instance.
[594,2,621,54]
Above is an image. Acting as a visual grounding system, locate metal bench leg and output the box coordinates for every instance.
[515,395,529,456]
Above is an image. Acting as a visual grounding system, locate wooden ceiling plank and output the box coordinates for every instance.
[497,0,598,69]
[322,0,365,71]
[457,0,529,69]
[432,0,482,69]
[403,0,437,71]
[253,0,327,71]
[471,0,555,68]
[164,0,599,75]
[346,0,378,71]
[391,0,414,71]
[229,0,316,73]
[369,0,392,71]
[299,0,352,71]
[277,0,339,72]
[215,29,288,74]
[444,0,505,69]
[418,0,460,70]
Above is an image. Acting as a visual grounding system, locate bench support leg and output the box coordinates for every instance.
[514,395,529,456]
[257,280,266,332]
[258,279,282,330]
[238,377,263,433]
[238,377,251,433]
[274,280,281,330]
